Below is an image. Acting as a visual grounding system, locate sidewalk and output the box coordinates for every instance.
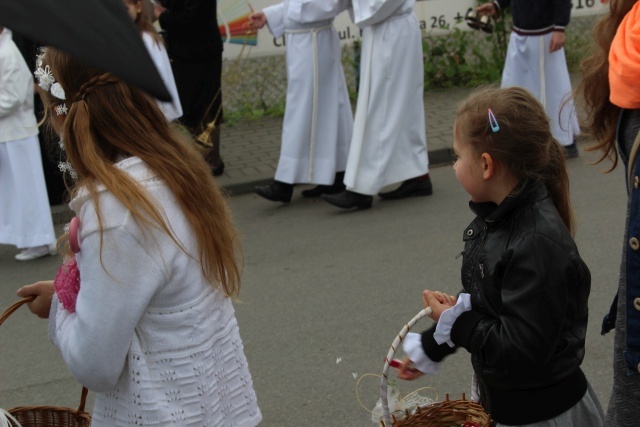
[215,85,470,195]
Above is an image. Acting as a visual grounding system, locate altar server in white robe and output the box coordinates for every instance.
[0,27,57,261]
[319,0,433,210]
[477,0,581,158]
[249,0,354,203]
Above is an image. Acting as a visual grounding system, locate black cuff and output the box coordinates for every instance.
[421,326,457,362]
[450,310,484,349]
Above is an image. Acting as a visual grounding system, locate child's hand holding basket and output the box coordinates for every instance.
[378,307,492,427]
[0,297,91,427]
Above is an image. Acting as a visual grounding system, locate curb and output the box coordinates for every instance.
[50,148,454,225]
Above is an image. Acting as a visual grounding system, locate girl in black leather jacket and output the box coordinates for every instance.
[396,86,605,426]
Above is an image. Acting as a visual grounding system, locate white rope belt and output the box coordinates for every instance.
[285,24,332,181]
[539,35,546,110]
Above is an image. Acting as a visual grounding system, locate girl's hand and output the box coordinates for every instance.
[549,31,566,52]
[476,2,497,17]
[248,12,267,29]
[16,281,55,319]
[423,290,456,322]
[396,356,424,380]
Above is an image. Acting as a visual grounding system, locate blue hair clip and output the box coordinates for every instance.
[488,108,500,133]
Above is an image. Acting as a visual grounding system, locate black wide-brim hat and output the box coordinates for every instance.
[0,0,171,101]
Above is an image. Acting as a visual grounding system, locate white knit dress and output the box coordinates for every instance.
[48,157,261,426]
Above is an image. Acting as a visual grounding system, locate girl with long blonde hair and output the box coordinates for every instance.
[16,47,261,426]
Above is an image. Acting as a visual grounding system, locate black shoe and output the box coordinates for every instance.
[378,177,433,200]
[563,143,579,159]
[301,171,346,197]
[212,161,225,177]
[301,182,346,197]
[254,181,294,203]
[322,190,373,210]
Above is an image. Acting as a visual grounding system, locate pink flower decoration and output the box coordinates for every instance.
[69,216,81,253]
[54,256,81,313]
[54,216,82,313]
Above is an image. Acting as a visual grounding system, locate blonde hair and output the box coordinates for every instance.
[455,86,574,235]
[575,0,637,169]
[39,47,242,297]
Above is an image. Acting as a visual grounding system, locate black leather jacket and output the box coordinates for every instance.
[422,180,590,424]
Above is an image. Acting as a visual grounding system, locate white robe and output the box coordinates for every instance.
[264,0,353,185]
[501,32,580,147]
[142,32,183,122]
[0,136,57,248]
[347,0,429,195]
[0,30,56,249]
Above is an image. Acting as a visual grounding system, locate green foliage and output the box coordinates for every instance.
[223,102,286,128]
[224,11,596,122]
[565,28,593,73]
[422,17,508,89]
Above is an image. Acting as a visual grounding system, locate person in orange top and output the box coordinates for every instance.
[576,0,640,424]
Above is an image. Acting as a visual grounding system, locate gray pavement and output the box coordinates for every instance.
[1,152,624,425]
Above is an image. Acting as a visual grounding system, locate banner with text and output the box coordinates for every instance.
[218,0,608,59]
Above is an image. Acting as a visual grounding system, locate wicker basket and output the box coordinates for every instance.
[380,308,492,427]
[1,297,92,427]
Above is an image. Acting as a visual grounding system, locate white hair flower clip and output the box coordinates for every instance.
[51,83,66,100]
[35,52,68,116]
[35,65,55,91]
[34,53,66,101]
[58,160,77,180]
[55,104,68,116]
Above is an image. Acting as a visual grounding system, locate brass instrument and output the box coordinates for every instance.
[195,21,255,148]
[195,90,221,149]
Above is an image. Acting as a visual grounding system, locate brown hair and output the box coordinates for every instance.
[575,0,637,169]
[39,47,242,298]
[455,86,574,234]
[125,0,163,45]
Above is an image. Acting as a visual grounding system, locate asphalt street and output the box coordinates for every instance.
[0,144,625,425]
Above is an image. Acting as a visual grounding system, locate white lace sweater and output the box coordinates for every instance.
[48,157,261,426]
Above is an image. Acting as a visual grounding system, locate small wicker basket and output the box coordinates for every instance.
[380,308,492,427]
[1,297,92,427]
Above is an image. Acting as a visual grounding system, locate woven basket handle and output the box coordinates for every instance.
[0,296,35,327]
[1,297,89,413]
[380,307,432,427]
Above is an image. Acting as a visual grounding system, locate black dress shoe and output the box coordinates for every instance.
[212,161,225,177]
[301,171,346,197]
[301,182,346,197]
[254,181,294,203]
[378,177,433,200]
[322,190,373,210]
